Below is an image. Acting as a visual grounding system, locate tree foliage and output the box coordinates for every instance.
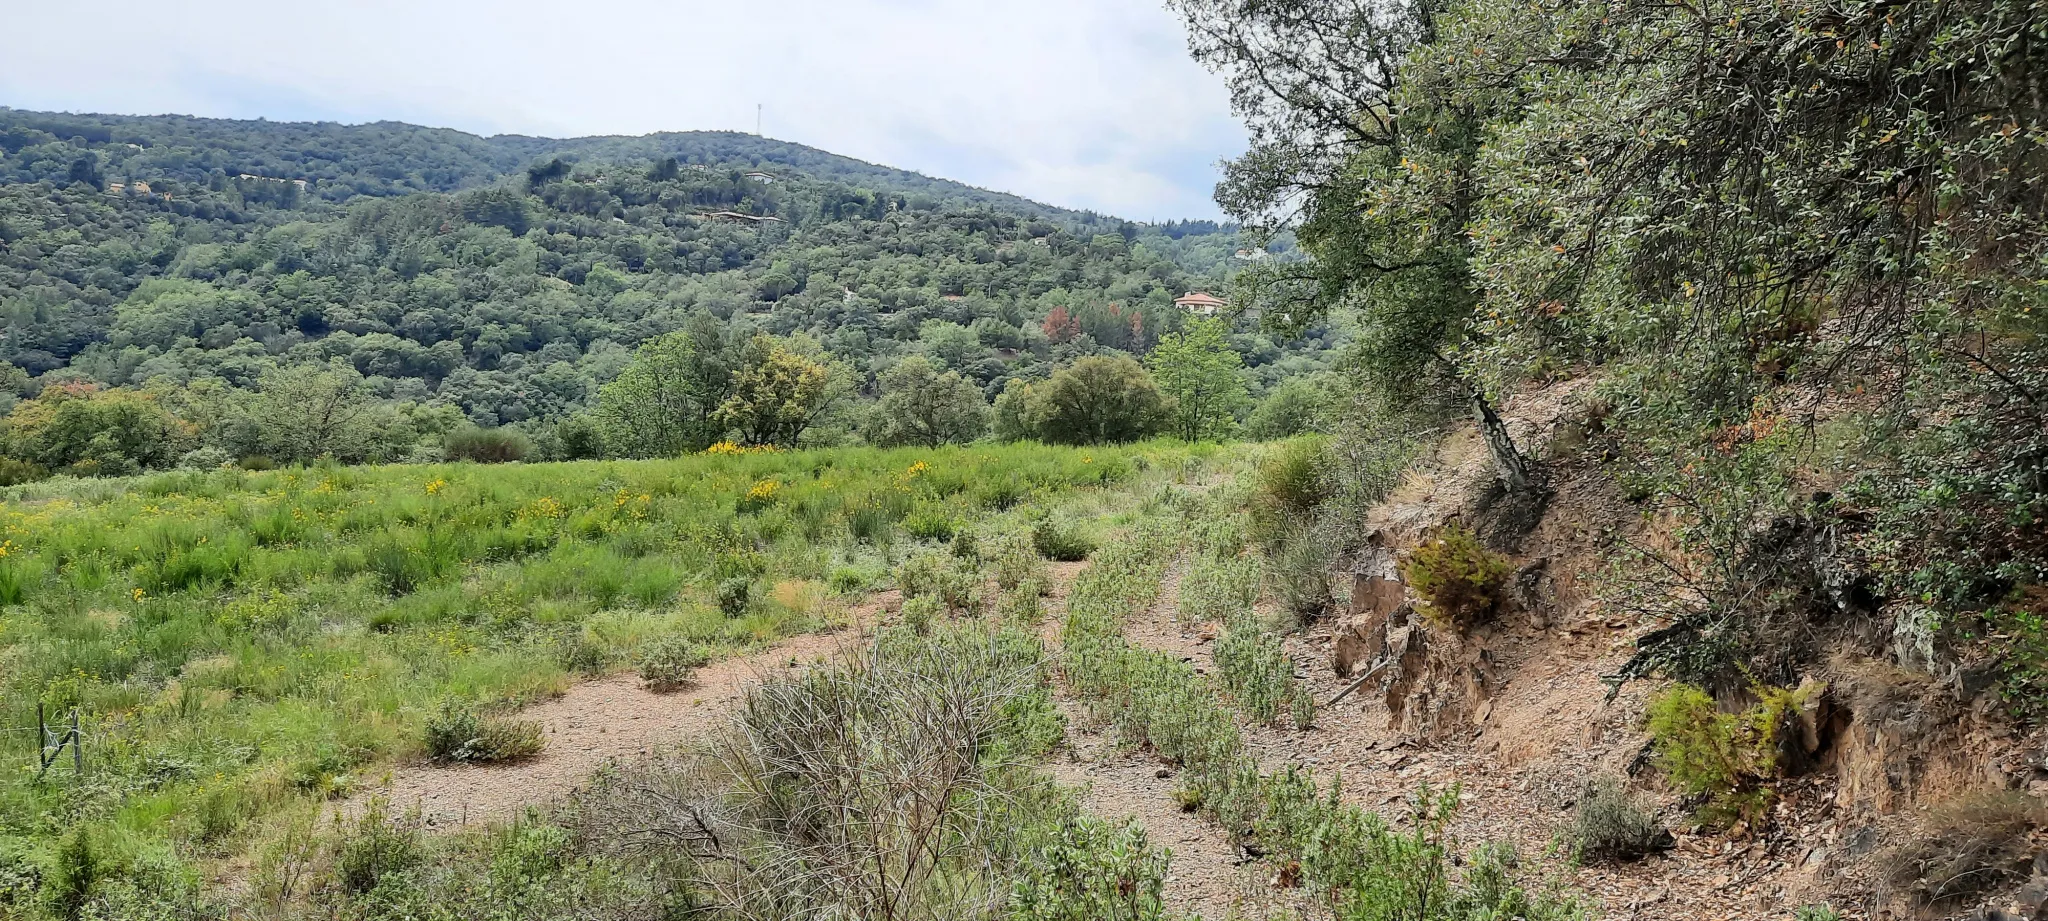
[1148,317,1250,441]
[1023,356,1170,446]
[870,355,988,447]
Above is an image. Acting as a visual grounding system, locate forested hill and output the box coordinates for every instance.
[0,107,1213,230]
[0,108,1326,468]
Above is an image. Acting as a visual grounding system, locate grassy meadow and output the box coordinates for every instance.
[0,441,1212,879]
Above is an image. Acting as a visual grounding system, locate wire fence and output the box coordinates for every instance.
[8,705,85,778]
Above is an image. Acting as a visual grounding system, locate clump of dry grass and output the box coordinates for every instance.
[1881,791,2048,910]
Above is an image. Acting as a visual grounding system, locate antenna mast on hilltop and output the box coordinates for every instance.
[756,104,762,136]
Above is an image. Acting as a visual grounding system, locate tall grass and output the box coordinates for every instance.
[0,441,1209,897]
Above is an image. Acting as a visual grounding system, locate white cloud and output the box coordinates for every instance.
[0,0,1243,219]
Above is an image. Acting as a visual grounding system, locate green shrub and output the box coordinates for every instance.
[896,549,982,613]
[903,504,957,542]
[1031,517,1094,562]
[1269,520,1335,624]
[0,556,37,607]
[715,577,752,616]
[0,457,47,487]
[556,632,614,676]
[336,801,420,895]
[1257,436,1332,515]
[1794,905,1844,921]
[902,594,944,634]
[1179,555,1260,624]
[845,499,894,544]
[46,828,97,920]
[1569,778,1671,861]
[1010,817,1172,921]
[1644,682,1818,825]
[0,839,38,909]
[989,531,1047,591]
[1402,523,1512,629]
[1213,618,1303,726]
[996,582,1047,624]
[443,426,534,463]
[974,476,1026,511]
[638,634,711,691]
[949,528,980,561]
[237,454,276,471]
[424,703,545,762]
[827,565,874,593]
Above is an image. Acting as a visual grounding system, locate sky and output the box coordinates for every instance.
[0,0,1246,221]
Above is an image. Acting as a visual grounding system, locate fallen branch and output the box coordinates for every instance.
[1324,659,1391,709]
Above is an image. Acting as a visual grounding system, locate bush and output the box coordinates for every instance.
[1026,355,1169,445]
[638,634,711,691]
[443,426,534,463]
[1031,517,1095,562]
[1246,378,1327,439]
[46,828,97,920]
[715,577,752,616]
[901,594,944,634]
[237,454,276,470]
[1179,555,1261,624]
[1570,778,1672,861]
[827,566,874,594]
[896,548,982,613]
[1881,791,2048,910]
[903,504,957,542]
[1257,436,1333,515]
[1403,523,1512,629]
[1644,681,1818,825]
[1269,519,1336,624]
[336,801,420,895]
[1011,817,1172,921]
[424,702,545,762]
[989,531,1047,591]
[0,457,45,487]
[1213,618,1305,726]
[177,446,232,470]
[556,633,613,676]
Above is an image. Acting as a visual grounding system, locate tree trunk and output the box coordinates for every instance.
[1470,387,1535,493]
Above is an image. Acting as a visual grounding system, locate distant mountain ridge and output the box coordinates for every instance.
[0,107,1225,234]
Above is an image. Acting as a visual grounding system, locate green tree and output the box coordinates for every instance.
[1245,377,1327,439]
[1029,356,1167,445]
[1170,0,1538,490]
[3,383,191,475]
[870,356,988,447]
[245,363,380,464]
[1148,317,1249,440]
[990,379,1042,442]
[715,336,840,447]
[593,318,733,457]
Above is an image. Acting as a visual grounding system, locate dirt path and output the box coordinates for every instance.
[340,624,868,829]
[1042,555,1310,921]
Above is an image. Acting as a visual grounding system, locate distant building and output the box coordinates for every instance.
[131,181,150,194]
[1174,291,1228,315]
[105,182,125,194]
[744,171,777,184]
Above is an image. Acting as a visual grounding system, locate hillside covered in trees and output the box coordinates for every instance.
[0,108,1330,473]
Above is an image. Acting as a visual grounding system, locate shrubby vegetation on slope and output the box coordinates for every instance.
[1173,0,2048,707]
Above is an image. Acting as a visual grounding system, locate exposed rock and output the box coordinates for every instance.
[1334,573,1408,677]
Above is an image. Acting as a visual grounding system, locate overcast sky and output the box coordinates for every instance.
[0,0,1244,221]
